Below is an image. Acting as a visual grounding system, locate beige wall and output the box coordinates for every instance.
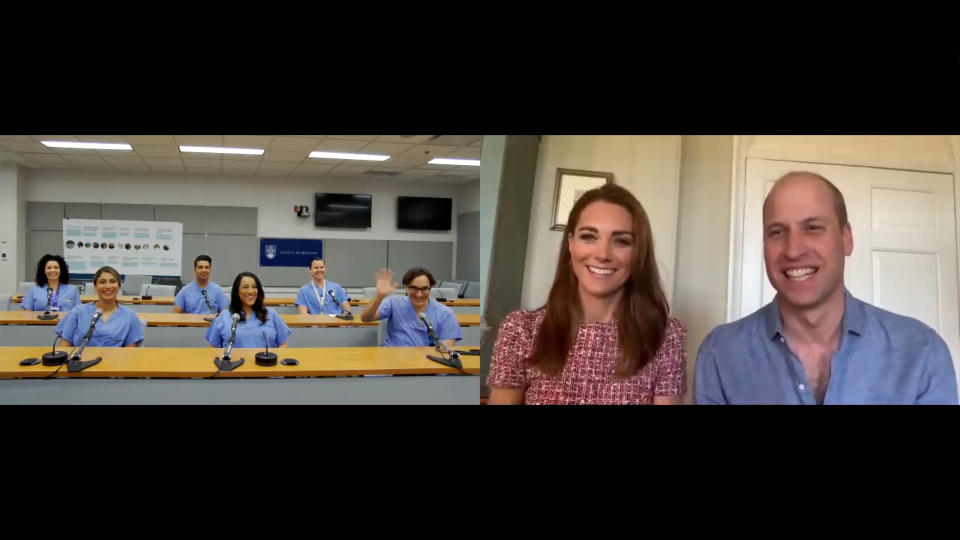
[520,135,681,310]
[673,135,734,403]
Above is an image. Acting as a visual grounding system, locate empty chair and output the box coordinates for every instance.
[140,283,176,297]
[84,282,93,295]
[122,274,151,296]
[464,281,480,298]
[19,281,35,295]
[363,287,403,299]
[439,280,468,298]
[430,287,459,300]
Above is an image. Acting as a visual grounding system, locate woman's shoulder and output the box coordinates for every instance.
[665,315,686,336]
[500,308,545,331]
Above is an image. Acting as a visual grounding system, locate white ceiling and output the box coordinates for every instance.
[0,134,483,185]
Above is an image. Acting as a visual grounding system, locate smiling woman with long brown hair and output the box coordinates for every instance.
[487,183,687,405]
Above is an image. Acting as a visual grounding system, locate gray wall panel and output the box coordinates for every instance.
[207,206,257,235]
[64,203,101,220]
[26,202,64,231]
[156,205,207,234]
[26,231,65,276]
[387,241,453,283]
[206,235,257,285]
[181,233,207,281]
[324,239,388,288]
[102,204,155,221]
[456,211,479,282]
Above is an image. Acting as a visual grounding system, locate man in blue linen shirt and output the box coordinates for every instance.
[173,254,229,314]
[294,257,351,316]
[359,267,461,348]
[695,171,957,404]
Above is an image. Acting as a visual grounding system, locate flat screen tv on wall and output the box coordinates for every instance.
[396,196,452,231]
[314,193,372,228]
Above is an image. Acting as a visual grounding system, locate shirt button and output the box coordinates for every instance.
[799,384,805,390]
[779,337,785,344]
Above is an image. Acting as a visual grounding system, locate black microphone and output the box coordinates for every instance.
[38,287,58,321]
[41,331,68,366]
[67,308,103,372]
[142,284,152,300]
[214,312,245,372]
[255,331,278,366]
[201,288,217,313]
[330,289,354,320]
[419,312,463,372]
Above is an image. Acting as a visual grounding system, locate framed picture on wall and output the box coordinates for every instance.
[551,168,615,231]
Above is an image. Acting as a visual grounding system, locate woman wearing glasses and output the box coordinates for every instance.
[360,267,462,348]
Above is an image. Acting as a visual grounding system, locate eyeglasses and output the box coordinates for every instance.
[407,286,431,295]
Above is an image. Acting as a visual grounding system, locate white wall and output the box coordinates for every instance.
[459,179,479,214]
[520,135,682,310]
[0,164,23,294]
[25,168,462,243]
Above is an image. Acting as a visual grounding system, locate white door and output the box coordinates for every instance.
[739,158,960,380]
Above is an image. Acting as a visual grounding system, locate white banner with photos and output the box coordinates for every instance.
[62,219,183,277]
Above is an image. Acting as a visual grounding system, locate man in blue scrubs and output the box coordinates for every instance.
[360,267,461,348]
[295,257,351,316]
[695,171,957,404]
[174,254,229,314]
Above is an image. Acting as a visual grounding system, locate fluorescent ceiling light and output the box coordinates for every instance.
[42,141,132,151]
[309,151,390,161]
[428,158,480,166]
[179,145,264,155]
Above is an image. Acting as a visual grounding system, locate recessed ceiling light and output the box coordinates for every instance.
[309,151,390,161]
[179,145,264,155]
[428,158,480,166]
[42,141,132,151]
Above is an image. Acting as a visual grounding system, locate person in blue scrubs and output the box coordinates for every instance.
[295,257,352,316]
[205,271,291,349]
[174,254,229,314]
[56,265,144,348]
[360,267,461,348]
[21,254,82,313]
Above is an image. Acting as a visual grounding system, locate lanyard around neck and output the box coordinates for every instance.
[312,279,326,307]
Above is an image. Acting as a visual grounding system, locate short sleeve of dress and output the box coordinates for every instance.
[486,310,539,390]
[653,316,687,397]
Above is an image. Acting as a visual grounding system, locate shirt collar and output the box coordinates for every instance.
[765,288,865,340]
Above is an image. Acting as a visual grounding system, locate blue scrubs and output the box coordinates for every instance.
[174,281,229,314]
[21,284,82,312]
[378,296,462,347]
[294,280,349,315]
[205,308,292,348]
[55,303,144,347]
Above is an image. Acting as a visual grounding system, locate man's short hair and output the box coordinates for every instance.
[768,171,848,228]
[402,267,436,287]
[194,254,212,267]
[309,257,324,267]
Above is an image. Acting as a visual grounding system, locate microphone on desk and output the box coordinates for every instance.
[141,284,152,300]
[214,312,244,371]
[255,331,278,366]
[37,287,59,321]
[330,289,354,320]
[67,308,103,372]
[418,312,463,372]
[41,331,68,366]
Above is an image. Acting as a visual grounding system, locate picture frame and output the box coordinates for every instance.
[551,168,615,231]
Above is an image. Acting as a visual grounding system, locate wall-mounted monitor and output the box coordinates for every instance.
[314,193,372,228]
[397,196,452,231]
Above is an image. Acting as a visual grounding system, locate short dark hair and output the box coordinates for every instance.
[309,257,324,267]
[402,267,436,287]
[35,254,70,286]
[194,255,212,267]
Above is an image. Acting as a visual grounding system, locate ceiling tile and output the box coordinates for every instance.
[426,135,482,146]
[18,153,69,164]
[326,164,373,178]
[174,135,224,146]
[221,159,260,169]
[111,165,151,172]
[185,167,221,175]
[0,151,28,163]
[396,144,461,161]
[312,139,368,152]
[262,149,309,163]
[382,156,430,168]
[1,139,54,153]
[269,136,323,151]
[181,158,221,168]
[135,145,181,157]
[327,135,378,141]
[222,168,258,176]
[292,163,336,174]
[143,157,184,167]
[1,135,34,143]
[258,161,297,171]
[29,135,78,142]
[374,135,434,144]
[469,138,483,147]
[357,141,415,156]
[442,147,482,159]
[223,135,273,148]
[127,135,177,146]
[64,155,108,165]
[149,165,186,173]
[74,135,130,143]
[290,168,329,177]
